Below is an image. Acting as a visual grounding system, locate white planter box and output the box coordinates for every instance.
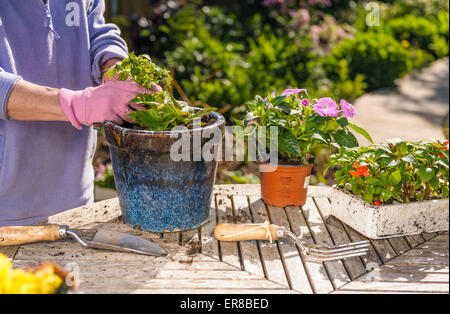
[330,188,449,239]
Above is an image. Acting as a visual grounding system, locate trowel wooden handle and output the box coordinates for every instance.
[0,225,63,246]
[214,223,280,242]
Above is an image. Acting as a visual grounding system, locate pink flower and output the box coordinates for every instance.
[267,103,274,109]
[291,121,297,127]
[313,98,339,117]
[281,89,307,96]
[301,99,310,106]
[95,163,106,180]
[340,99,356,118]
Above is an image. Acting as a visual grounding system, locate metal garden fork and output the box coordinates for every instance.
[214,222,370,262]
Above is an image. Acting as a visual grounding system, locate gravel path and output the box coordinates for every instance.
[352,58,449,144]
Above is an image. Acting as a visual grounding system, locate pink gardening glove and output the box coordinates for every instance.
[59,80,162,130]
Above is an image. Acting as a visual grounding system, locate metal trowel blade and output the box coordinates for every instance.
[88,229,167,257]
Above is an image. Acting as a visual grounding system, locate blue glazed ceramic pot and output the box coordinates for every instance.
[104,112,225,232]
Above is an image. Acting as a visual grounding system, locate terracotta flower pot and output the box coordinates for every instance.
[260,163,313,207]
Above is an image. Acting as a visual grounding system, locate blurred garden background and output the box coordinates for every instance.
[94,0,450,197]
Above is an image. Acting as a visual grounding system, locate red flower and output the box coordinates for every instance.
[440,152,447,158]
[373,200,382,206]
[350,163,370,177]
[444,141,449,146]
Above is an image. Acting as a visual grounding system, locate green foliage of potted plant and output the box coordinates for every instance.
[237,89,371,207]
[328,139,449,238]
[103,53,225,232]
[104,53,216,130]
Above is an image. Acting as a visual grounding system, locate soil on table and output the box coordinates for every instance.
[186,239,202,256]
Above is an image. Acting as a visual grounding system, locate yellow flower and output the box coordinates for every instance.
[8,269,40,294]
[0,253,63,294]
[401,40,410,48]
[34,265,63,294]
[0,254,12,293]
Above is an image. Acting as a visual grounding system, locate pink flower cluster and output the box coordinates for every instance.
[313,98,356,118]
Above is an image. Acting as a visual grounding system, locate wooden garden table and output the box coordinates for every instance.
[1,185,448,294]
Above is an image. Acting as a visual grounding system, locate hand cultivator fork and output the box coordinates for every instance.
[215,222,370,262]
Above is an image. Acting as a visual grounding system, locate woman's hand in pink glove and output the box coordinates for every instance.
[59,81,162,130]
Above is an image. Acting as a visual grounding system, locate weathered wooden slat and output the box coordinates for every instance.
[380,264,448,274]
[313,198,368,280]
[418,242,449,250]
[337,281,449,293]
[400,249,449,258]
[200,199,220,261]
[79,278,289,291]
[404,235,425,248]
[248,196,290,288]
[369,238,397,263]
[0,246,19,260]
[339,223,382,267]
[12,259,240,272]
[266,205,313,294]
[354,271,449,283]
[216,194,242,269]
[284,204,335,294]
[214,184,261,196]
[231,195,265,278]
[213,185,332,198]
[300,198,351,289]
[387,237,411,255]
[421,232,438,241]
[387,255,449,266]
[428,234,449,242]
[44,198,121,228]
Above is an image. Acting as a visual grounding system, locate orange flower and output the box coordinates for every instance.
[350,163,370,177]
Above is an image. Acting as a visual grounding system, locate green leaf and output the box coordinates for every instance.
[191,108,216,120]
[349,123,374,144]
[278,131,301,156]
[332,130,359,148]
[128,109,172,131]
[419,166,436,183]
[389,170,402,186]
[337,117,349,129]
[401,154,418,164]
[311,130,331,145]
[381,157,398,168]
[363,190,374,204]
[270,118,288,128]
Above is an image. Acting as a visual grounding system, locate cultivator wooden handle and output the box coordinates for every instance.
[0,225,63,246]
[214,223,281,242]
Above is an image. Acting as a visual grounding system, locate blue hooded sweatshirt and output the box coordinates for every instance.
[0,0,128,226]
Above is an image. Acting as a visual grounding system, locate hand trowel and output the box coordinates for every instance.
[0,225,167,257]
